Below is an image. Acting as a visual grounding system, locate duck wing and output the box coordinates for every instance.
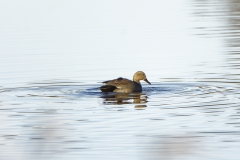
[103,77,132,86]
[100,77,133,92]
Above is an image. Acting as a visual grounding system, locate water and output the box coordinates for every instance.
[1,0,240,159]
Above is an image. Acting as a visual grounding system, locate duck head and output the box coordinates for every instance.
[133,71,151,84]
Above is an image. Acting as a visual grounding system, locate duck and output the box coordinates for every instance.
[100,71,151,93]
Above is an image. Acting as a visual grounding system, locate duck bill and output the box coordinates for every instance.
[144,79,151,85]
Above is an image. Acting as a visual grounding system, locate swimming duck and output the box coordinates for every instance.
[100,71,151,93]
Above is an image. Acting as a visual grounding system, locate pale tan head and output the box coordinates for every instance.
[133,71,151,84]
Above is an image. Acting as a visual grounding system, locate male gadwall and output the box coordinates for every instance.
[100,71,151,93]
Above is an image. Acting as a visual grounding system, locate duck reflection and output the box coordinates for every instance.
[101,92,148,107]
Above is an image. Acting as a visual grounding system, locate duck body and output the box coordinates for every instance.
[100,71,151,93]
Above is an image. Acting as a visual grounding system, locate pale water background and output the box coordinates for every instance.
[1,0,240,159]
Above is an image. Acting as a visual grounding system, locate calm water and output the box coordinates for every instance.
[1,0,240,159]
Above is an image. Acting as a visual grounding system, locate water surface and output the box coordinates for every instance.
[1,0,240,159]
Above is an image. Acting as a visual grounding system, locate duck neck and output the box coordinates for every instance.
[133,78,140,83]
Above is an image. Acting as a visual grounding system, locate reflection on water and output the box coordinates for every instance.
[147,133,201,160]
[191,0,240,78]
[1,80,240,159]
[101,92,148,105]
